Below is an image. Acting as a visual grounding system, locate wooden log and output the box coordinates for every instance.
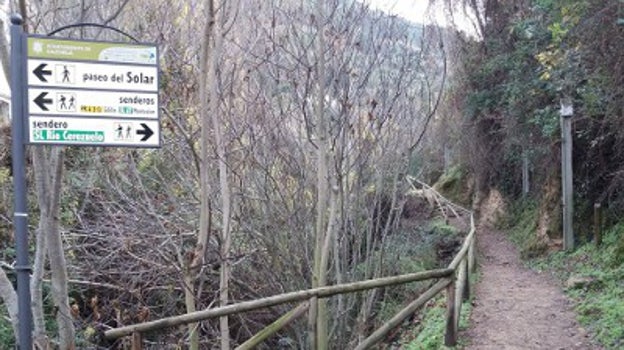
[444,280,458,346]
[354,278,452,350]
[105,268,453,339]
[406,177,472,214]
[236,302,309,350]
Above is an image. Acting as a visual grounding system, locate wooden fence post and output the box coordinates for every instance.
[131,332,142,350]
[462,258,470,301]
[444,279,457,346]
[308,296,317,350]
[594,203,602,247]
[468,234,476,273]
[454,260,465,327]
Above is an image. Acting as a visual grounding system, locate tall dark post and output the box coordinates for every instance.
[522,150,529,197]
[560,98,574,251]
[10,13,33,349]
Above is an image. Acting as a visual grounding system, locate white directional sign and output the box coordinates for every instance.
[28,60,158,91]
[26,36,160,147]
[29,117,159,147]
[28,89,158,119]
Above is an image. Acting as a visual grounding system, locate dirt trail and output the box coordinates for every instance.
[460,227,601,350]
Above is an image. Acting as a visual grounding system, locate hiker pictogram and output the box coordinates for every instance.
[56,93,76,112]
[55,64,75,84]
[115,123,132,140]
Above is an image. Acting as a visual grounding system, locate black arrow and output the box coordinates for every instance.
[34,92,53,111]
[33,63,52,83]
[136,123,154,141]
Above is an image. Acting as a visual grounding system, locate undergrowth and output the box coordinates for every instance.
[398,288,473,350]
[375,217,474,349]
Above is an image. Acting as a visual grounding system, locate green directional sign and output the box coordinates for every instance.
[27,36,157,64]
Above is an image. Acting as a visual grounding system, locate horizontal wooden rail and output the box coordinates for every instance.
[105,268,453,339]
[354,278,452,350]
[235,302,309,350]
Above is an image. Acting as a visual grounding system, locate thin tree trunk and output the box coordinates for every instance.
[183,270,199,349]
[46,212,75,350]
[209,11,232,350]
[0,16,9,98]
[48,149,74,350]
[32,149,50,345]
[332,183,345,338]
[31,226,48,346]
[184,0,219,348]
[17,3,74,347]
[33,146,75,350]
[311,0,330,348]
[0,269,18,340]
[318,184,338,343]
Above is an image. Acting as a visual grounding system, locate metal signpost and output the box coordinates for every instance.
[10,14,32,350]
[9,14,160,348]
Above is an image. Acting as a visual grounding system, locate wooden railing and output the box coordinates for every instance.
[105,188,477,349]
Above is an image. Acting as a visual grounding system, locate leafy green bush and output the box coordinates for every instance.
[433,166,471,206]
[427,220,457,237]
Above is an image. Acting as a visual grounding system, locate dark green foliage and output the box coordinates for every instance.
[451,0,624,251]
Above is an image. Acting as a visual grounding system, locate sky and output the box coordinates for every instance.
[366,0,433,24]
[365,0,478,36]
